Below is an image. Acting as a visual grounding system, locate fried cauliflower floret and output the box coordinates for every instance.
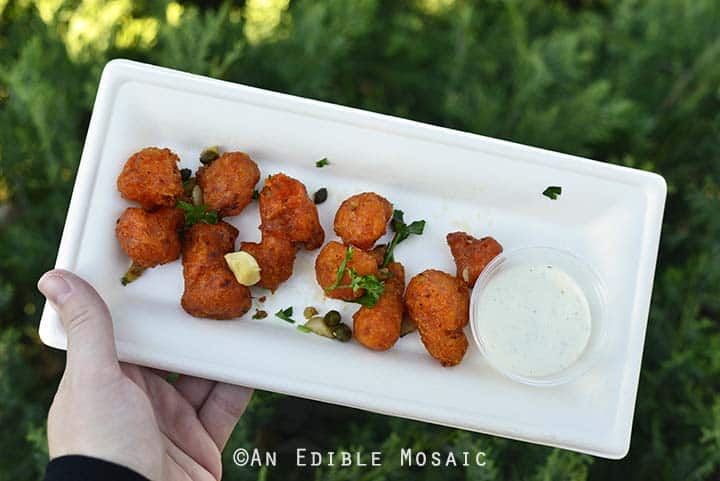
[181,222,251,320]
[405,269,470,366]
[197,151,260,217]
[117,147,183,209]
[333,192,393,250]
[259,173,324,250]
[240,235,297,292]
[115,207,184,268]
[315,241,379,301]
[353,262,405,351]
[446,232,503,288]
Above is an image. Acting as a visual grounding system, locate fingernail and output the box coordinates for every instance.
[38,273,72,305]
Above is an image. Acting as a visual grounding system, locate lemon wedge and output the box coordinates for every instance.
[224,251,261,286]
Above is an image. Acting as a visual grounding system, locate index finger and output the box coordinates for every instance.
[198,383,253,450]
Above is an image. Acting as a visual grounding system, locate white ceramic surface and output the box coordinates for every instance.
[38,59,666,459]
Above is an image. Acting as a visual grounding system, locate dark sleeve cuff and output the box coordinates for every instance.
[45,455,152,481]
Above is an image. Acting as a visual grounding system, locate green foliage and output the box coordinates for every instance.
[1,0,719,480]
[382,209,426,267]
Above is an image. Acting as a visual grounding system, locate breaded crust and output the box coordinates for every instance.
[259,173,324,250]
[116,206,184,267]
[353,262,405,351]
[405,269,470,366]
[197,152,260,217]
[117,147,183,209]
[446,232,503,287]
[334,192,393,250]
[181,222,251,319]
[240,234,297,292]
[315,241,379,301]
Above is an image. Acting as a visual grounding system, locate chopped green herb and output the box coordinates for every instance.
[315,157,330,168]
[296,325,312,333]
[275,306,296,323]
[326,245,354,291]
[199,146,220,164]
[325,246,385,307]
[177,201,219,226]
[349,275,385,307]
[543,186,562,200]
[252,309,268,320]
[313,187,328,204]
[165,372,180,384]
[252,189,259,200]
[381,210,426,267]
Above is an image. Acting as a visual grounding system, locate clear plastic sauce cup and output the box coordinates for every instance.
[469,247,607,386]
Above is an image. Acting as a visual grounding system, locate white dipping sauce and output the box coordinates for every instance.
[475,263,591,378]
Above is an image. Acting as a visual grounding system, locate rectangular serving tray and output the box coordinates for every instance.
[39,59,666,459]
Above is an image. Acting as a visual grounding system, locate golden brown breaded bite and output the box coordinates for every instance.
[405,269,470,366]
[420,330,468,367]
[334,192,393,250]
[117,147,183,209]
[240,235,296,292]
[446,232,503,288]
[116,206,184,267]
[197,151,260,217]
[259,173,324,250]
[181,222,251,319]
[315,241,379,301]
[353,262,405,351]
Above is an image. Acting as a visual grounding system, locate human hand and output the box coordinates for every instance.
[38,269,252,481]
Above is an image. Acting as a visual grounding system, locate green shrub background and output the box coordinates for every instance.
[1,0,719,479]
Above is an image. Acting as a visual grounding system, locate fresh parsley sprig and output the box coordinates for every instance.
[177,201,219,226]
[381,210,426,267]
[349,275,385,307]
[326,246,353,291]
[542,186,562,200]
[325,246,385,308]
[275,307,296,323]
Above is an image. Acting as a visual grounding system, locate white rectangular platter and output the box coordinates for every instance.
[39,59,666,459]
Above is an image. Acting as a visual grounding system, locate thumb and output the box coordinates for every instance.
[38,269,119,373]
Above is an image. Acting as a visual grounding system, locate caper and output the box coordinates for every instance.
[199,146,220,164]
[303,306,318,319]
[324,310,341,327]
[332,323,352,342]
[180,168,192,181]
[313,187,328,204]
